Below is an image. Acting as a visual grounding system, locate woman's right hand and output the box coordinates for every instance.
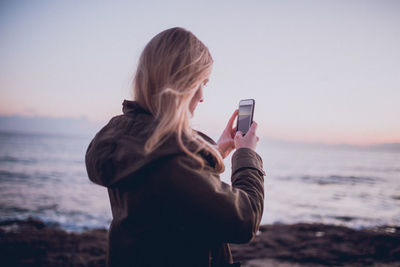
[234,122,259,151]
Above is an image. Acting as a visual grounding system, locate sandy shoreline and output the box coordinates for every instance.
[1,218,399,266]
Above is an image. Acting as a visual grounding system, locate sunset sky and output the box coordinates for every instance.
[1,0,399,145]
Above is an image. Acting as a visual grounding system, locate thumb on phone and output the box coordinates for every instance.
[234,122,258,151]
[248,121,258,135]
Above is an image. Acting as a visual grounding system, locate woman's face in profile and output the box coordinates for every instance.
[189,79,208,116]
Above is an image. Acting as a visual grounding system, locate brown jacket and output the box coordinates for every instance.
[85,100,265,267]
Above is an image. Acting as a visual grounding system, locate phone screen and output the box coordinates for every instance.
[237,103,253,135]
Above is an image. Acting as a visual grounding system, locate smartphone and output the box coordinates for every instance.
[236,99,255,136]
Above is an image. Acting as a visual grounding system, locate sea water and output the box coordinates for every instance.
[0,131,399,232]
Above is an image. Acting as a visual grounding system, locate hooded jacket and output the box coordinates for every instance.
[85,100,266,267]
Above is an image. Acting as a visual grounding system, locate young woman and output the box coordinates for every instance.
[85,27,265,267]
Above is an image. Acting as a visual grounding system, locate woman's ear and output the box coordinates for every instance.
[198,87,204,102]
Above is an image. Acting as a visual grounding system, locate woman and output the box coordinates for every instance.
[85,27,265,267]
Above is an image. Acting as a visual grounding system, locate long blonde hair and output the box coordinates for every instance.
[133,27,225,173]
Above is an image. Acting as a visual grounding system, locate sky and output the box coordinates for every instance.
[0,0,399,145]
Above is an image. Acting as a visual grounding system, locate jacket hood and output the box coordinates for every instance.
[85,100,217,188]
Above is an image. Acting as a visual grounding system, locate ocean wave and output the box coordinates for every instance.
[0,170,30,181]
[0,156,37,164]
[0,169,70,183]
[281,175,381,185]
[0,204,111,232]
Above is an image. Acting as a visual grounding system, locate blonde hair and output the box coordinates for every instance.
[133,27,225,173]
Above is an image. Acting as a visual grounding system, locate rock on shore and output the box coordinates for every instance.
[230,223,400,266]
[0,218,399,266]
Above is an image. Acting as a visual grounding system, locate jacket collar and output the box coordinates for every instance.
[122,99,152,116]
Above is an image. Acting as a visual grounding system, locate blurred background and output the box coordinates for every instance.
[1,0,399,232]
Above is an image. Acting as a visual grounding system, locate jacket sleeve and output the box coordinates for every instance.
[161,147,265,244]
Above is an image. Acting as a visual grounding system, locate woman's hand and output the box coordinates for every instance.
[216,109,238,159]
[234,121,259,151]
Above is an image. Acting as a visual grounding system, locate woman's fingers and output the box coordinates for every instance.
[226,109,238,131]
[230,127,236,138]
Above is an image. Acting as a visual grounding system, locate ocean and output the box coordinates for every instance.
[0,131,399,232]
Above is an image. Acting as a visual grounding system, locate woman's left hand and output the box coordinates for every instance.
[217,109,238,159]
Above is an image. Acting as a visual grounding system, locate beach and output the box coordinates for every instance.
[1,218,399,267]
